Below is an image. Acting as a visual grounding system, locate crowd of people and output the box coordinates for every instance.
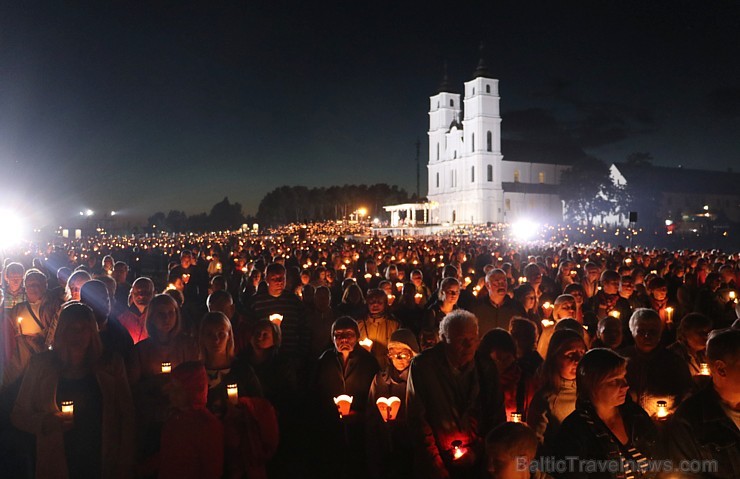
[0,221,739,479]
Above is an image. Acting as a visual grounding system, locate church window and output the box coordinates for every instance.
[436,143,439,161]
[436,172,439,188]
[486,84,491,93]
[487,164,493,182]
[450,99,454,107]
[514,170,520,183]
[539,172,545,183]
[471,133,475,152]
[437,101,440,108]
[486,131,492,152]
[505,199,511,210]
[472,87,475,95]
[471,167,475,182]
[450,171,454,187]
[454,150,457,159]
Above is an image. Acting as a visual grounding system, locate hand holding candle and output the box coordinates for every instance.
[359,337,373,352]
[664,306,673,323]
[269,314,283,327]
[60,401,74,424]
[161,362,172,374]
[333,394,353,418]
[226,384,239,405]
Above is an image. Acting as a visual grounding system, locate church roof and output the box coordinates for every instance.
[502,182,559,195]
[473,43,491,78]
[613,162,740,196]
[501,139,585,166]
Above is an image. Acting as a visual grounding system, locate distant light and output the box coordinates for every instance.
[0,210,25,247]
[665,220,673,226]
[373,218,380,224]
[79,211,84,216]
[703,205,709,211]
[85,209,94,216]
[511,219,539,241]
[357,207,368,217]
[110,211,116,216]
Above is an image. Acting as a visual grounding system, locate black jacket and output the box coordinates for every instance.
[665,385,740,479]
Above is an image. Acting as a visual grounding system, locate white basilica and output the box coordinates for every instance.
[424,60,568,225]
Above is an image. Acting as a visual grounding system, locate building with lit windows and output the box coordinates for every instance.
[425,58,570,225]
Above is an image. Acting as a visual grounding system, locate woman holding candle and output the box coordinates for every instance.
[366,328,419,479]
[551,348,659,479]
[11,302,135,479]
[536,295,579,359]
[527,329,586,446]
[666,312,712,380]
[198,312,262,416]
[127,294,198,461]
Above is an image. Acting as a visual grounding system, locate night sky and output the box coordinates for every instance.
[1,1,739,226]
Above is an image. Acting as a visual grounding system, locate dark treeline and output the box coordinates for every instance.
[147,197,255,233]
[255,184,414,226]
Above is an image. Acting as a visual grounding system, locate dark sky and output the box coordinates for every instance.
[1,1,739,225]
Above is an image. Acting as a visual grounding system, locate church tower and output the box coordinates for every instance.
[461,52,504,223]
[427,66,462,223]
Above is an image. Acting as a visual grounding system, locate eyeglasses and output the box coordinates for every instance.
[388,353,411,360]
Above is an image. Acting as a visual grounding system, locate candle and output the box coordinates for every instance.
[182,273,190,284]
[61,400,74,419]
[656,400,668,419]
[375,396,401,422]
[269,314,283,327]
[518,276,527,285]
[541,319,555,328]
[664,306,674,323]
[452,440,466,460]
[359,337,373,352]
[17,317,23,335]
[226,384,239,405]
[542,301,553,310]
[333,394,353,418]
[364,273,372,280]
[464,276,472,286]
[161,362,172,374]
[699,362,710,376]
[395,282,404,290]
[609,310,621,319]
[414,293,423,303]
[510,412,522,423]
[730,291,736,302]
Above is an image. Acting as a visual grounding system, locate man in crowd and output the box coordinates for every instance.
[117,277,154,344]
[472,269,526,334]
[407,310,505,479]
[666,328,740,479]
[246,263,309,361]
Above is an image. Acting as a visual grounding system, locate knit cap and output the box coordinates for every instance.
[388,328,420,355]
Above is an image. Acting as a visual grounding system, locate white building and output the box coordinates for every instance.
[426,59,569,225]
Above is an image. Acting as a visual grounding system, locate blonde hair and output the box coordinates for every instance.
[198,312,235,363]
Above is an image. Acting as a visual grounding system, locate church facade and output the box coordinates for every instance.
[426,62,569,225]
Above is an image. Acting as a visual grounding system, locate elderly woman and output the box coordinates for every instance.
[366,328,420,479]
[551,348,659,479]
[619,308,693,419]
[527,329,586,446]
[11,303,134,479]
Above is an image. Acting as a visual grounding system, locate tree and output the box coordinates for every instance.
[560,156,623,225]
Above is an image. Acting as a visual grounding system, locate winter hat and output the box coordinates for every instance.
[388,328,420,355]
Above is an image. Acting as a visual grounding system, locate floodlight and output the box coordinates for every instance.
[511,219,539,241]
[0,210,25,247]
